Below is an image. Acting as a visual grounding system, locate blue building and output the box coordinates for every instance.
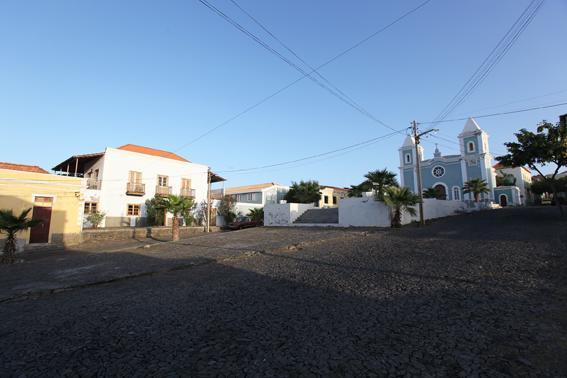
[399,118,497,202]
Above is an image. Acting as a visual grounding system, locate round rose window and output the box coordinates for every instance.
[432,166,445,178]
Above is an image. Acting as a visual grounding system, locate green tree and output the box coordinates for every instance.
[247,207,264,223]
[497,120,567,215]
[0,208,42,264]
[284,180,321,204]
[383,186,420,228]
[163,195,194,241]
[145,196,168,226]
[347,183,371,198]
[422,188,438,199]
[530,177,567,195]
[463,178,490,202]
[86,211,106,229]
[495,170,517,187]
[365,169,398,201]
[218,195,237,224]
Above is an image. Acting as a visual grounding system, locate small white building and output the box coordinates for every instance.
[53,144,224,227]
[224,182,289,216]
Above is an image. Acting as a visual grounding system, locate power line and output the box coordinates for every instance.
[181,0,433,148]
[430,0,544,126]
[420,100,567,124]
[197,0,396,132]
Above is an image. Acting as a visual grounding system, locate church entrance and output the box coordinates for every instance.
[434,184,447,200]
[499,194,508,207]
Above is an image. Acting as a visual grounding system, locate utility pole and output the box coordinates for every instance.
[206,168,211,233]
[412,120,437,226]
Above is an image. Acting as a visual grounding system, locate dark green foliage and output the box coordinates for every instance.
[422,188,438,199]
[463,179,490,202]
[530,177,567,195]
[348,169,398,199]
[383,186,420,228]
[0,208,42,264]
[247,207,264,223]
[284,180,321,204]
[145,196,168,226]
[495,171,517,187]
[218,195,237,223]
[497,120,567,215]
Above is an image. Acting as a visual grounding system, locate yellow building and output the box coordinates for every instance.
[0,163,84,250]
[318,186,349,208]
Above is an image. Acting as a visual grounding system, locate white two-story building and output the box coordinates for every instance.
[53,144,223,227]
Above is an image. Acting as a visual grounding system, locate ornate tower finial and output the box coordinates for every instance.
[434,143,441,158]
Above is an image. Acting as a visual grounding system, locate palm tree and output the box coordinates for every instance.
[463,178,490,202]
[422,187,438,199]
[247,208,264,224]
[163,195,194,241]
[383,186,420,228]
[0,208,42,264]
[365,169,398,201]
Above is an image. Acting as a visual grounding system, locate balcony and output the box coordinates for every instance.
[180,188,196,198]
[86,179,101,190]
[155,185,172,196]
[126,182,145,196]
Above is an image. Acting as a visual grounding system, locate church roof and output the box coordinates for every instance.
[401,135,415,147]
[460,117,482,135]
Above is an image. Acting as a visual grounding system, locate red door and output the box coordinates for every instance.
[29,206,52,244]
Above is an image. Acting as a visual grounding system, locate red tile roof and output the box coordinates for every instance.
[493,163,530,173]
[117,144,190,162]
[0,162,49,174]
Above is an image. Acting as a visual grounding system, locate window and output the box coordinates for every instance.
[158,175,168,187]
[467,141,476,153]
[129,171,142,183]
[84,202,98,214]
[453,187,461,201]
[181,178,191,189]
[127,204,141,216]
[333,196,337,205]
[405,153,411,164]
[324,195,329,204]
[432,166,445,178]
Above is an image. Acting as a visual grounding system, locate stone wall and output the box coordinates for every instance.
[81,226,220,243]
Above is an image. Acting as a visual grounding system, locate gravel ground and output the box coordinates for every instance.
[1,207,566,376]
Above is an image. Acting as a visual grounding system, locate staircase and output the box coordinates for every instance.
[294,208,339,224]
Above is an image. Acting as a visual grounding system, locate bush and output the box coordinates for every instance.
[218,195,237,223]
[86,211,105,229]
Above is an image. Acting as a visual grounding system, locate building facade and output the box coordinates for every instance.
[225,182,289,216]
[318,186,349,208]
[0,163,83,250]
[53,144,216,227]
[493,163,532,205]
[399,118,497,202]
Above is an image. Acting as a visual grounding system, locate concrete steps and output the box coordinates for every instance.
[294,208,339,224]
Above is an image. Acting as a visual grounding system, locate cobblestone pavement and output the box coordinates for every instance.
[1,207,566,376]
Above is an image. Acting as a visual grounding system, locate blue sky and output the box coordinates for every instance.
[1,0,566,187]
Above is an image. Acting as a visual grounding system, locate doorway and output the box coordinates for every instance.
[29,197,53,244]
[499,194,508,207]
[433,184,447,200]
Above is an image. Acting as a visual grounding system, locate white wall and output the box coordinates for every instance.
[264,203,314,226]
[89,148,209,224]
[338,197,391,227]
[402,199,466,224]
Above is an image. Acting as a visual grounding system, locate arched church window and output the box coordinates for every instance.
[453,187,461,201]
[432,166,445,178]
[405,153,411,164]
[467,141,476,152]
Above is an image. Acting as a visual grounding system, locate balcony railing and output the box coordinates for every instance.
[126,182,145,196]
[86,179,101,190]
[180,188,196,198]
[155,185,172,196]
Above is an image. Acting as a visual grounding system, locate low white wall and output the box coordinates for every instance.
[264,203,314,226]
[402,199,466,225]
[338,197,391,227]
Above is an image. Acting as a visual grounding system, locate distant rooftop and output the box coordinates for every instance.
[117,144,190,162]
[0,162,48,174]
[225,182,282,194]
